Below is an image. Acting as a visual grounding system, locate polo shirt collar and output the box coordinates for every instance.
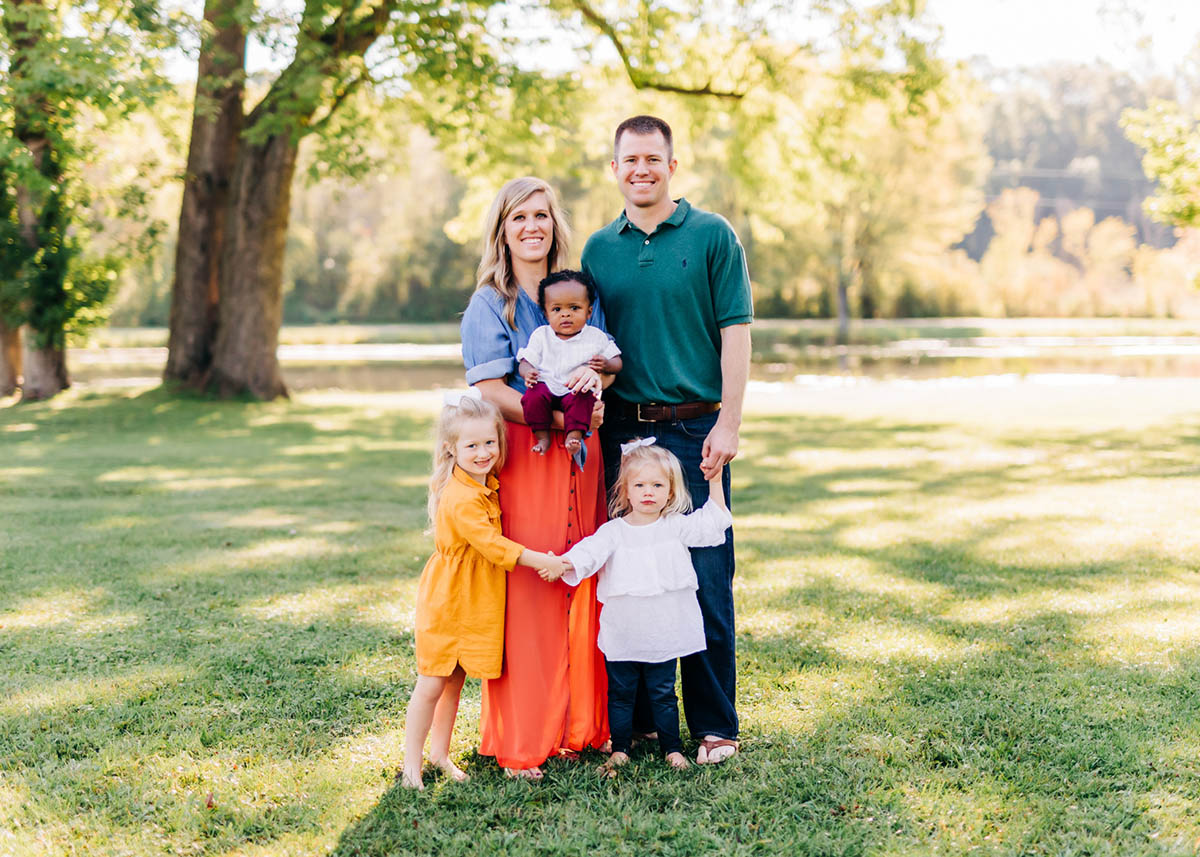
[617,197,691,233]
[452,464,499,495]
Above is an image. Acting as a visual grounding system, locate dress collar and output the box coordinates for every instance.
[452,465,499,494]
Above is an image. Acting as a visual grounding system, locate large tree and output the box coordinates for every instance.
[166,0,519,398]
[0,0,169,400]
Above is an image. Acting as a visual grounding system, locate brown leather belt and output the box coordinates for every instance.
[608,398,720,423]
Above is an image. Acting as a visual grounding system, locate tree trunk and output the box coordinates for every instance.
[0,319,21,396]
[164,0,246,387]
[207,130,296,399]
[21,335,68,401]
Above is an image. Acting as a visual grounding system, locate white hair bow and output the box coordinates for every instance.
[619,436,657,456]
[442,387,483,407]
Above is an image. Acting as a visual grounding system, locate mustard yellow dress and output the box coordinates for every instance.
[415,466,525,678]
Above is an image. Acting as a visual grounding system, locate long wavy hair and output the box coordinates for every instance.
[475,177,571,329]
[608,442,693,520]
[428,395,507,526]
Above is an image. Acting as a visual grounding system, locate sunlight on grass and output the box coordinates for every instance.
[242,581,417,627]
[166,537,337,578]
[825,619,986,663]
[98,466,259,491]
[745,666,882,734]
[807,556,948,603]
[0,589,105,631]
[1,665,190,715]
[1082,607,1200,667]
[203,508,301,529]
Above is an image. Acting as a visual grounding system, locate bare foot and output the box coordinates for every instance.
[564,431,583,455]
[631,731,658,747]
[598,739,613,754]
[666,751,690,770]
[599,751,630,778]
[504,766,543,780]
[432,758,469,782]
[696,736,738,765]
[531,431,551,454]
[398,766,424,790]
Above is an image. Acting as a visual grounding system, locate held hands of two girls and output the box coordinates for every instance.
[520,549,570,582]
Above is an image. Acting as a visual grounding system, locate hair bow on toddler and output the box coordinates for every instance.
[442,387,483,407]
[619,436,657,456]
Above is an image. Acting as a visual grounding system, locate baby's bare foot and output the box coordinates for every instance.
[565,431,583,455]
[531,431,551,454]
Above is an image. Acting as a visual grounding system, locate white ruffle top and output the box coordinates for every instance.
[562,499,732,662]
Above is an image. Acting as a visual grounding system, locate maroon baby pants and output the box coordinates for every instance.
[521,383,595,435]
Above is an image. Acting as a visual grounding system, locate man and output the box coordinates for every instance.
[582,115,752,764]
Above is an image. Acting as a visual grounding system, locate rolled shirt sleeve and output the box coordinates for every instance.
[462,290,518,386]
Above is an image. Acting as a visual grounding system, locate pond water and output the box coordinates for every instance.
[65,333,1200,393]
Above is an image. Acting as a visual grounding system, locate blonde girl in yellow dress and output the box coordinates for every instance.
[401,390,569,790]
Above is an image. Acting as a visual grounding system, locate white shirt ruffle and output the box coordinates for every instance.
[563,499,732,662]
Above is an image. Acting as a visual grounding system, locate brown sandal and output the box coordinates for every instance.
[697,737,739,764]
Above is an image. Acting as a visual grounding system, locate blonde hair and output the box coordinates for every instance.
[475,176,571,329]
[608,442,693,519]
[428,395,507,525]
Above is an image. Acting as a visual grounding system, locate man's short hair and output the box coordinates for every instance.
[614,115,673,161]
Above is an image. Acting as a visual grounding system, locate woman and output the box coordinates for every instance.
[460,177,610,778]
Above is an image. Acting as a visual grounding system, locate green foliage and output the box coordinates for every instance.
[1123,99,1200,229]
[0,0,176,348]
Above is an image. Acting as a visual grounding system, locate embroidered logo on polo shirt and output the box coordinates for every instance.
[681,258,687,268]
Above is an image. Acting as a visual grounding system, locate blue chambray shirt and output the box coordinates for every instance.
[461,286,610,395]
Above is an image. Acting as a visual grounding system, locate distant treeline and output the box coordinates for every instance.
[100,60,1199,328]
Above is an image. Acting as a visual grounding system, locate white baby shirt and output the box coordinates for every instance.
[562,498,733,662]
[515,325,620,396]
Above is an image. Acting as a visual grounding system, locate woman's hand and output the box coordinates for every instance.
[589,399,605,432]
[565,365,600,394]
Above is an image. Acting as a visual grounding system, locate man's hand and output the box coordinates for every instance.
[589,399,606,432]
[587,354,608,372]
[565,365,601,394]
[700,417,739,480]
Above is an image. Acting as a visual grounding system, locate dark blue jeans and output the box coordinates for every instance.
[601,409,739,741]
[606,658,683,756]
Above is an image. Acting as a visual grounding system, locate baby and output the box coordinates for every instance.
[517,270,622,456]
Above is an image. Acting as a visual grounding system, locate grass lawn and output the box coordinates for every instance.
[3,379,1200,856]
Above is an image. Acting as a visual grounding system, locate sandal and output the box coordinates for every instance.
[696,737,739,765]
[503,766,543,780]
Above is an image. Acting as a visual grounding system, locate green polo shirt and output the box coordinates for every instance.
[581,198,753,404]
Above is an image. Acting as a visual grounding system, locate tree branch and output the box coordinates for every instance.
[567,0,746,100]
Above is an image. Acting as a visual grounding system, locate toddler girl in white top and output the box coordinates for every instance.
[543,437,731,771]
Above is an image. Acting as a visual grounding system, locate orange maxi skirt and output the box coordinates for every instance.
[479,422,610,769]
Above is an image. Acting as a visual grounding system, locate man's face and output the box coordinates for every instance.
[611,130,677,211]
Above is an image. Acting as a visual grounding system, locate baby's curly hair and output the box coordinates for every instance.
[537,269,596,312]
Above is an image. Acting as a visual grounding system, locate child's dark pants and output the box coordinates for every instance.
[521,384,595,435]
[606,658,683,756]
